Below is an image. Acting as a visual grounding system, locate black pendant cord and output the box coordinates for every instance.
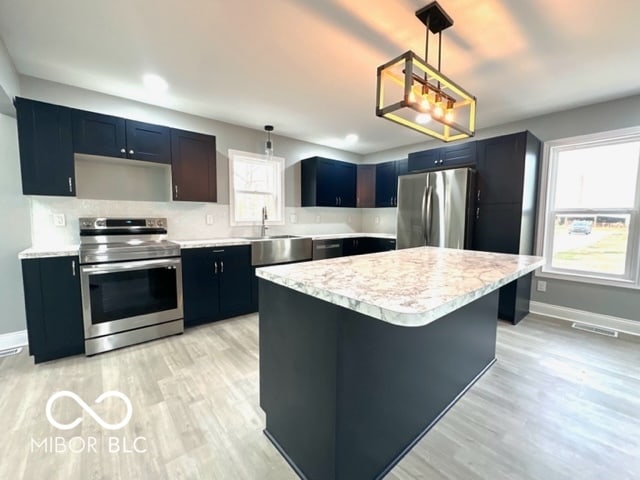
[424,19,430,94]
[437,31,442,90]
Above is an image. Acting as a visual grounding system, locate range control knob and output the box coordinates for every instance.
[96,220,106,227]
[147,219,156,227]
[157,219,165,227]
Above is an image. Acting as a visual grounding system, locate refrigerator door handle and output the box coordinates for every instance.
[422,185,433,244]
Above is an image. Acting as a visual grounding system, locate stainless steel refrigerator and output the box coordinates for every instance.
[396,168,475,249]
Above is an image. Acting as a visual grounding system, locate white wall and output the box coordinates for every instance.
[0,113,30,335]
[0,36,19,116]
[20,76,364,246]
[363,93,640,321]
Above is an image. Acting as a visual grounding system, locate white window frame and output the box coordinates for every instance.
[536,126,640,289]
[228,149,285,226]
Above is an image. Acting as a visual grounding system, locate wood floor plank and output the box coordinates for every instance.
[1,313,639,479]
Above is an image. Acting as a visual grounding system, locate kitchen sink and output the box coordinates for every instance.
[246,235,313,266]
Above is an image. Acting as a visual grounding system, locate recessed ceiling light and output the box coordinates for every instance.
[345,134,358,144]
[143,74,168,93]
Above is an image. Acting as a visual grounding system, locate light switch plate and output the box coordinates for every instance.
[53,214,66,227]
[206,214,214,225]
[289,214,298,224]
[537,280,547,292]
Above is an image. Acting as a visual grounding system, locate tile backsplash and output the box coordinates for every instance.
[28,197,374,247]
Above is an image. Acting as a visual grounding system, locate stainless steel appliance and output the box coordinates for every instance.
[79,217,183,355]
[396,168,475,249]
[312,239,343,260]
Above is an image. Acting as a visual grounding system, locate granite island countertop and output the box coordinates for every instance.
[256,247,544,327]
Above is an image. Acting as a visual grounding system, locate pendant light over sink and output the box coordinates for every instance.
[375,1,476,142]
[264,125,274,158]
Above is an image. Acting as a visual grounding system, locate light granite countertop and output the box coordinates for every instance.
[256,247,544,327]
[18,233,395,258]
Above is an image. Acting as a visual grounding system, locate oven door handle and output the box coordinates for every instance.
[81,258,181,275]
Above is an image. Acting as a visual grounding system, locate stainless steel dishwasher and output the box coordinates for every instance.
[312,239,343,260]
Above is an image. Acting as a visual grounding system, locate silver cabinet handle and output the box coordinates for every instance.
[477,190,481,202]
[434,160,438,165]
[220,260,224,273]
[120,148,126,154]
[68,177,73,193]
[129,149,134,155]
[72,260,76,276]
[339,197,342,206]
[476,207,480,220]
[214,261,218,274]
[335,196,338,205]
[174,185,178,198]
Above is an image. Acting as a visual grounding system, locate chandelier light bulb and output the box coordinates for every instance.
[433,103,444,118]
[408,90,417,104]
[421,98,431,111]
[445,109,454,122]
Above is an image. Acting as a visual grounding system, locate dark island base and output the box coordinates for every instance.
[259,280,499,480]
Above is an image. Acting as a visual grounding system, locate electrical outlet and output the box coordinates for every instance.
[347,215,352,224]
[374,216,380,225]
[537,280,547,292]
[315,215,321,223]
[53,214,66,227]
[289,214,298,224]
[206,214,214,225]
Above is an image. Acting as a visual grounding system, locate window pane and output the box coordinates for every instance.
[235,192,278,223]
[234,158,275,192]
[551,214,630,275]
[554,142,639,209]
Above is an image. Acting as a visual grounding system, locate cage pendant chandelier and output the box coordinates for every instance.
[376,1,476,142]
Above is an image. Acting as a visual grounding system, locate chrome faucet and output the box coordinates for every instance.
[261,206,268,238]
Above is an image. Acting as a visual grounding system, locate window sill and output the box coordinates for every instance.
[536,269,640,290]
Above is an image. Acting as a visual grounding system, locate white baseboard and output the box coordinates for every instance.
[0,330,28,350]
[530,301,640,337]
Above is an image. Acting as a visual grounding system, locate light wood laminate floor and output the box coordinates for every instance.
[1,314,639,480]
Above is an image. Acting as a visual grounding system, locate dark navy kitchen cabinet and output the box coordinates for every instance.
[171,129,217,202]
[73,110,171,164]
[125,120,171,164]
[472,131,541,325]
[72,109,126,158]
[217,246,252,318]
[375,159,407,207]
[343,237,396,256]
[181,246,252,327]
[15,97,75,196]
[408,141,476,172]
[301,157,357,207]
[21,256,84,363]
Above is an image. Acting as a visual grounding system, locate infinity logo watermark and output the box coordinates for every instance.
[45,390,132,430]
[31,390,147,454]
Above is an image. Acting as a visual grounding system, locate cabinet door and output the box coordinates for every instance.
[371,238,396,252]
[472,203,522,254]
[375,161,397,207]
[171,129,217,202]
[407,148,440,172]
[357,164,376,208]
[126,120,171,164]
[21,256,84,363]
[333,160,357,207]
[440,142,476,169]
[342,238,360,257]
[72,109,126,158]
[316,158,338,206]
[218,246,253,318]
[181,248,220,326]
[16,98,75,196]
[476,133,526,204]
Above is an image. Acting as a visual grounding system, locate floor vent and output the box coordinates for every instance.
[0,347,22,358]
[571,322,619,338]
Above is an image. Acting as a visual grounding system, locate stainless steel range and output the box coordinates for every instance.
[79,217,183,355]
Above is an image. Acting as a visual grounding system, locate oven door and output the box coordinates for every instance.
[80,257,183,339]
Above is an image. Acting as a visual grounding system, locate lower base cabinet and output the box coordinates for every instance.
[342,237,396,256]
[181,245,253,327]
[21,256,85,363]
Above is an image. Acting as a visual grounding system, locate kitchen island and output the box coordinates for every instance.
[256,247,544,480]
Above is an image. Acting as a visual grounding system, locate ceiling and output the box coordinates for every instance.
[1,0,639,154]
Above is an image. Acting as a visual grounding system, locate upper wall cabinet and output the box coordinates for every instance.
[301,157,357,207]
[375,159,407,207]
[15,97,75,196]
[72,109,171,164]
[171,129,217,202]
[407,142,477,173]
